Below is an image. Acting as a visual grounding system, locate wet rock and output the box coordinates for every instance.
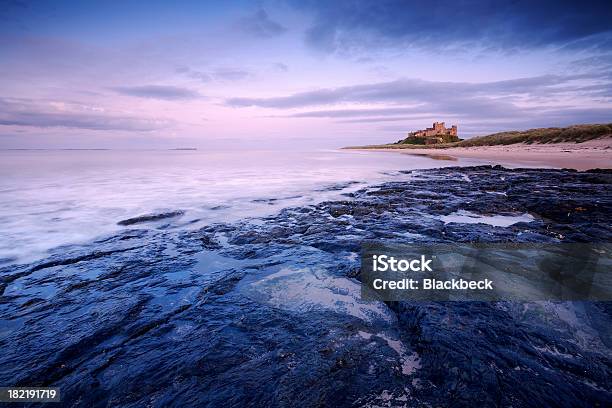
[209,204,231,210]
[117,210,185,226]
[315,181,361,192]
[199,234,222,250]
[327,203,353,217]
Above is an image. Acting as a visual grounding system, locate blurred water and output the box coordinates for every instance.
[0,149,484,264]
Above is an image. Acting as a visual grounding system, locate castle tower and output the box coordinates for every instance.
[433,122,445,132]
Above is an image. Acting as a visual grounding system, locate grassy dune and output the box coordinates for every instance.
[345,123,612,150]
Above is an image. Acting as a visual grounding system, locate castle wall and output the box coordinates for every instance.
[406,122,459,144]
[411,122,457,138]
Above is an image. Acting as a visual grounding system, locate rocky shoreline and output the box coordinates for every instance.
[1,165,611,407]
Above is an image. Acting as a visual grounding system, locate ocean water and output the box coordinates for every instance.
[0,149,485,264]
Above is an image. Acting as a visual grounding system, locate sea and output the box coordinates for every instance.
[0,149,487,265]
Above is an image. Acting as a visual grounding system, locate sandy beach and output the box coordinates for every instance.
[358,138,612,170]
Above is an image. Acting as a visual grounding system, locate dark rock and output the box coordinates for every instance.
[199,234,222,250]
[117,210,185,226]
[314,181,362,192]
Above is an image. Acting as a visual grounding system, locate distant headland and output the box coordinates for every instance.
[344,123,612,170]
[345,123,612,149]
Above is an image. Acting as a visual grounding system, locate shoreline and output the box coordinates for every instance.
[347,138,612,171]
[2,165,610,406]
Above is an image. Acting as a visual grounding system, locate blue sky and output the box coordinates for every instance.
[1,0,611,149]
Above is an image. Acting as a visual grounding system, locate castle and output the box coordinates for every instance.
[402,122,459,144]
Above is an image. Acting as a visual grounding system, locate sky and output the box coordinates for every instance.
[1,0,611,149]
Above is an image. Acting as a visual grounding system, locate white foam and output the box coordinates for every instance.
[357,330,420,376]
[245,267,394,324]
[440,209,534,227]
[356,387,413,407]
[533,345,574,359]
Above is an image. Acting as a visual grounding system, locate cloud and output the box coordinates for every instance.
[176,66,251,82]
[570,54,612,72]
[212,68,251,81]
[287,97,531,122]
[239,9,287,38]
[337,116,436,123]
[227,88,340,108]
[227,73,612,131]
[0,97,171,131]
[112,85,200,100]
[287,107,424,118]
[175,66,212,82]
[272,62,289,72]
[292,0,612,53]
[226,74,604,109]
